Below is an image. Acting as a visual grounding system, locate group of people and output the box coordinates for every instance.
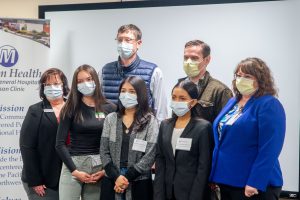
[19,24,286,200]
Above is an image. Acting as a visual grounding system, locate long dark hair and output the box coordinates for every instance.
[39,68,69,100]
[61,64,107,122]
[117,76,152,132]
[171,80,203,119]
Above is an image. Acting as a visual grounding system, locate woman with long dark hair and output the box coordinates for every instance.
[154,80,213,200]
[56,64,116,199]
[100,76,159,200]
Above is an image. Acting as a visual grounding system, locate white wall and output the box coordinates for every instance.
[45,0,300,192]
[0,0,38,18]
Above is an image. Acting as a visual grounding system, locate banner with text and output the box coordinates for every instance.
[0,18,50,199]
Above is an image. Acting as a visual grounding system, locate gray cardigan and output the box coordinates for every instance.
[100,112,158,180]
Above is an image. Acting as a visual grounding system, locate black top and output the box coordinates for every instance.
[56,101,116,172]
[20,100,62,190]
[120,122,132,168]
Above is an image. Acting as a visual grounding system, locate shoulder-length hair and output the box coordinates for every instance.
[171,80,203,119]
[232,57,278,101]
[117,76,152,132]
[61,64,107,122]
[39,68,69,100]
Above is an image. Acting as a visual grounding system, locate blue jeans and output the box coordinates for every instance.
[120,167,128,200]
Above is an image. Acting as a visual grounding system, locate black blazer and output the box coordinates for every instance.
[154,118,213,200]
[20,100,62,190]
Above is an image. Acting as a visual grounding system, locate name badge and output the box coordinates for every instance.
[176,138,192,151]
[226,113,242,125]
[43,109,54,113]
[132,139,147,152]
[95,112,105,119]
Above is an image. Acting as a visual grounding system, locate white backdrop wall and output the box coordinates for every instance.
[45,0,300,192]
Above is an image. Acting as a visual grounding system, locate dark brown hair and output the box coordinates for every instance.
[171,80,203,119]
[117,24,142,40]
[60,64,107,122]
[232,57,278,100]
[117,76,152,132]
[39,68,69,100]
[184,40,211,58]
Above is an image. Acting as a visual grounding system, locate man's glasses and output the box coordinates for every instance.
[115,37,136,44]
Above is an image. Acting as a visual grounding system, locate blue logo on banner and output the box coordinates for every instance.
[0,45,19,67]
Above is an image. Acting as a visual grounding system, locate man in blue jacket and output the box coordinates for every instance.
[100,24,167,122]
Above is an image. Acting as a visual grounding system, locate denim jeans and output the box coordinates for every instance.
[120,167,128,200]
[59,155,102,200]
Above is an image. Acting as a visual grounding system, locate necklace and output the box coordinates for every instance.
[123,116,133,134]
[123,122,132,134]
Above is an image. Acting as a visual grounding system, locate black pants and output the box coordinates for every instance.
[100,176,153,200]
[219,184,281,200]
[167,184,211,200]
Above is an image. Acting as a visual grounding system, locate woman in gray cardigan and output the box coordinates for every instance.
[100,76,159,200]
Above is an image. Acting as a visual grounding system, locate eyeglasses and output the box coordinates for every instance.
[115,37,136,44]
[235,74,255,79]
[43,82,62,87]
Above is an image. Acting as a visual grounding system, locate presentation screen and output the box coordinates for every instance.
[43,0,299,193]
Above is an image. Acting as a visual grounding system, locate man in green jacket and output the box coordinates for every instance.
[179,40,232,123]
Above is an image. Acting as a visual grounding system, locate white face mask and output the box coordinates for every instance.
[77,81,96,96]
[44,85,63,100]
[117,42,134,59]
[119,92,138,108]
[236,77,257,95]
[170,101,191,117]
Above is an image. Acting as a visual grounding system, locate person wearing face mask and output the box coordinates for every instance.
[179,40,232,123]
[100,76,159,200]
[100,24,168,122]
[209,58,286,200]
[56,64,116,199]
[20,68,70,199]
[154,80,213,200]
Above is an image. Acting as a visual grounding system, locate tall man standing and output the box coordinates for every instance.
[100,24,168,121]
[179,40,232,123]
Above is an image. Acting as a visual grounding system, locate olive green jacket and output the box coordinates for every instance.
[179,71,233,123]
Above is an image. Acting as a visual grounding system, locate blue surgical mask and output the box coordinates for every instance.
[44,85,63,100]
[77,81,96,96]
[117,42,134,59]
[119,92,138,108]
[170,101,190,117]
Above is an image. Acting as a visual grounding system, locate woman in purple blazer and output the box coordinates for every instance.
[209,57,286,200]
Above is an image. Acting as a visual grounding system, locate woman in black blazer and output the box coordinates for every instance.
[20,68,69,199]
[154,80,213,200]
